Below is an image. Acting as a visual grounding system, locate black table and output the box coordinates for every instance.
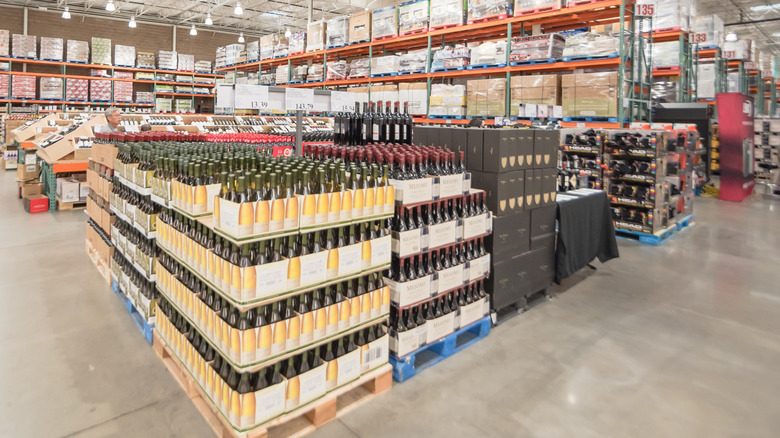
[554,189,619,283]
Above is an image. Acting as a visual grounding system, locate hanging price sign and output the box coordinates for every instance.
[636,1,655,16]
[234,84,274,110]
[285,88,315,112]
[330,91,355,112]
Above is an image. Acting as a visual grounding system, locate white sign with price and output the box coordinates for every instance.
[330,91,355,112]
[636,1,655,16]
[285,88,315,112]
[234,84,274,110]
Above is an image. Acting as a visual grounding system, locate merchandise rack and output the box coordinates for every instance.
[694,47,727,104]
[216,0,651,127]
[0,57,223,113]
[650,30,694,103]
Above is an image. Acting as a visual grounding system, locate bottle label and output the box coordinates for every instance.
[459,300,486,328]
[389,327,419,357]
[255,260,290,298]
[391,229,422,258]
[299,252,328,288]
[462,214,488,240]
[427,221,458,250]
[426,312,455,344]
[337,244,362,277]
[438,174,465,199]
[370,235,391,267]
[336,349,361,386]
[391,178,433,205]
[436,264,465,295]
[362,335,389,372]
[254,381,287,425]
[298,365,327,405]
[387,275,432,307]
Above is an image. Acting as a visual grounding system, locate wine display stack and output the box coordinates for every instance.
[85,142,118,285]
[103,133,396,436]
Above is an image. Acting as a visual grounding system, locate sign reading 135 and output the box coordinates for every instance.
[636,1,655,16]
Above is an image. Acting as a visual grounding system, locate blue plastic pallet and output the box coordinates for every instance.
[326,44,348,50]
[398,70,425,75]
[431,66,465,73]
[615,226,677,246]
[694,45,719,51]
[510,58,556,66]
[41,58,64,62]
[466,63,506,70]
[562,116,619,123]
[305,79,324,83]
[68,60,88,64]
[371,72,398,78]
[390,316,491,382]
[115,64,134,68]
[11,56,37,60]
[562,52,618,62]
[111,280,154,346]
[428,115,465,119]
[675,214,695,231]
[510,116,560,121]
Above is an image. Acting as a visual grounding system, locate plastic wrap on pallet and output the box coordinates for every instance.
[175,99,192,113]
[215,46,226,68]
[156,97,173,112]
[11,75,36,99]
[399,82,428,115]
[136,52,156,69]
[327,16,349,47]
[307,63,324,81]
[40,37,64,61]
[723,39,751,61]
[67,40,89,64]
[259,71,275,85]
[431,45,471,70]
[652,41,680,68]
[371,55,401,75]
[260,35,276,60]
[652,78,679,103]
[562,32,620,58]
[289,32,306,53]
[467,78,506,117]
[178,54,195,72]
[429,83,466,116]
[430,0,464,29]
[510,33,565,62]
[400,49,428,72]
[692,14,724,47]
[224,44,244,65]
[195,60,212,74]
[651,0,695,32]
[89,79,112,101]
[348,57,370,78]
[91,37,112,65]
[156,50,178,70]
[12,34,36,59]
[373,6,398,40]
[273,37,289,58]
[510,74,560,116]
[291,65,308,82]
[469,40,506,65]
[39,77,63,100]
[136,91,154,103]
[114,81,133,102]
[114,45,135,67]
[175,85,194,94]
[561,71,621,118]
[349,10,372,43]
[514,0,560,15]
[65,78,88,101]
[0,74,8,98]
[467,0,511,23]
[0,30,8,58]
[307,21,326,52]
[696,64,716,99]
[275,65,290,84]
[399,0,429,35]
[246,40,259,61]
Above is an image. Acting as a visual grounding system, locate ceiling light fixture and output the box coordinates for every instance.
[205,13,213,25]
[726,32,738,42]
[234,2,243,15]
[129,16,137,28]
[62,7,71,19]
[106,0,115,12]
[285,28,292,38]
[238,32,245,43]
[190,25,197,36]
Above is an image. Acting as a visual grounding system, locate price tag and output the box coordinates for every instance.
[235,84,271,110]
[285,88,315,112]
[330,91,355,112]
[636,1,654,16]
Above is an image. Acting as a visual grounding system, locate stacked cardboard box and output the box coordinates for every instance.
[369,84,399,103]
[56,175,88,203]
[465,128,558,312]
[66,78,89,101]
[67,40,89,63]
[114,81,133,102]
[289,32,306,54]
[273,37,289,58]
[429,83,466,117]
[327,16,349,47]
[86,144,116,282]
[469,40,506,65]
[371,55,400,75]
[0,75,8,98]
[400,49,428,73]
[40,37,64,61]
[514,0,561,15]
[11,75,36,99]
[510,34,565,62]
[91,38,112,65]
[260,35,276,60]
[115,45,136,67]
[177,54,194,72]
[399,82,428,116]
[372,7,397,40]
[430,0,464,28]
[652,41,680,68]
[692,14,724,48]
[510,74,560,117]
[467,0,510,22]
[136,91,153,103]
[652,0,696,32]
[561,71,620,119]
[275,65,289,84]
[12,34,36,59]
[0,30,9,57]
[466,78,506,117]
[349,11,372,43]
[156,50,177,70]
[307,21,326,52]
[194,60,212,74]
[136,52,156,69]
[399,0,429,35]
[246,40,259,61]
[39,77,63,100]
[89,79,112,101]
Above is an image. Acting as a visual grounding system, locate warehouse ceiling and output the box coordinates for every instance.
[697,0,780,56]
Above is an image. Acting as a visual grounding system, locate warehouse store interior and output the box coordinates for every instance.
[1,0,779,437]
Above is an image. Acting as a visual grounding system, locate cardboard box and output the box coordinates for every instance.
[349,11,372,43]
[24,195,49,214]
[398,82,428,116]
[20,182,43,198]
[487,254,530,311]
[467,128,484,171]
[92,142,117,169]
[482,130,519,173]
[530,232,555,251]
[487,210,530,258]
[530,204,556,237]
[542,168,557,206]
[561,72,619,118]
[533,129,558,169]
[307,21,327,52]
[17,163,39,181]
[480,170,523,216]
[56,177,81,203]
[523,170,535,209]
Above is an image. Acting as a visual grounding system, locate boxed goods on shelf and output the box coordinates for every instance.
[66,78,89,101]
[652,0,696,32]
[652,41,680,68]
[399,82,428,116]
[115,71,133,79]
[327,60,349,81]
[276,65,290,84]
[291,65,308,82]
[723,39,751,60]
[399,49,428,73]
[178,54,195,72]
[91,37,112,65]
[327,16,349,48]
[371,55,400,76]
[136,91,153,103]
[89,79,111,101]
[289,32,306,54]
[11,75,35,99]
[91,68,111,77]
[307,63,324,81]
[260,71,275,85]
[246,41,259,62]
[429,83,466,117]
[510,33,565,62]
[12,34,36,59]
[115,45,136,67]
[469,40,506,65]
[692,14,724,47]
[157,50,178,70]
[514,0,561,15]
[39,77,63,100]
[135,71,155,80]
[651,79,678,103]
[0,75,8,98]
[399,0,429,35]
[175,74,193,83]
[307,21,326,52]
[369,84,399,104]
[273,37,289,58]
[430,0,464,29]
[509,74,561,116]
[156,97,173,112]
[561,71,621,118]
[349,10,372,43]
[260,35,276,60]
[467,78,506,117]
[373,7,397,40]
[562,32,620,58]
[193,87,210,94]
[114,81,133,102]
[467,0,510,23]
[40,37,64,61]
[215,46,226,68]
[67,40,90,63]
[175,99,192,113]
[0,30,8,57]
[431,45,470,70]
[195,61,212,74]
[136,52,156,69]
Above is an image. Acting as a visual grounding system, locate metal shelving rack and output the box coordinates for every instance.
[652,30,693,103]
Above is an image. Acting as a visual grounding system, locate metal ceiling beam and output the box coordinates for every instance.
[725,17,780,26]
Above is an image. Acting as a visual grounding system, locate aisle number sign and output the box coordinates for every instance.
[691,33,709,44]
[636,1,655,16]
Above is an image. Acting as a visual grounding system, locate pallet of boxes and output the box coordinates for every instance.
[10,115,54,213]
[85,139,117,285]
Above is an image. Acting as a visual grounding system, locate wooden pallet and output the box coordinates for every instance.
[153,331,392,438]
[58,198,87,211]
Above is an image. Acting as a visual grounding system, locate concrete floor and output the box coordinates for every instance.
[1,169,779,438]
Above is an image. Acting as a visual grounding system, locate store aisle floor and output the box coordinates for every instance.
[2,170,779,438]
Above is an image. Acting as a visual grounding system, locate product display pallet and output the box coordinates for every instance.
[389,316,491,383]
[466,63,506,70]
[57,198,87,211]
[615,226,677,246]
[515,5,561,16]
[85,240,111,285]
[467,14,508,25]
[510,58,556,66]
[561,52,618,62]
[111,279,154,345]
[675,214,695,231]
[152,330,392,438]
